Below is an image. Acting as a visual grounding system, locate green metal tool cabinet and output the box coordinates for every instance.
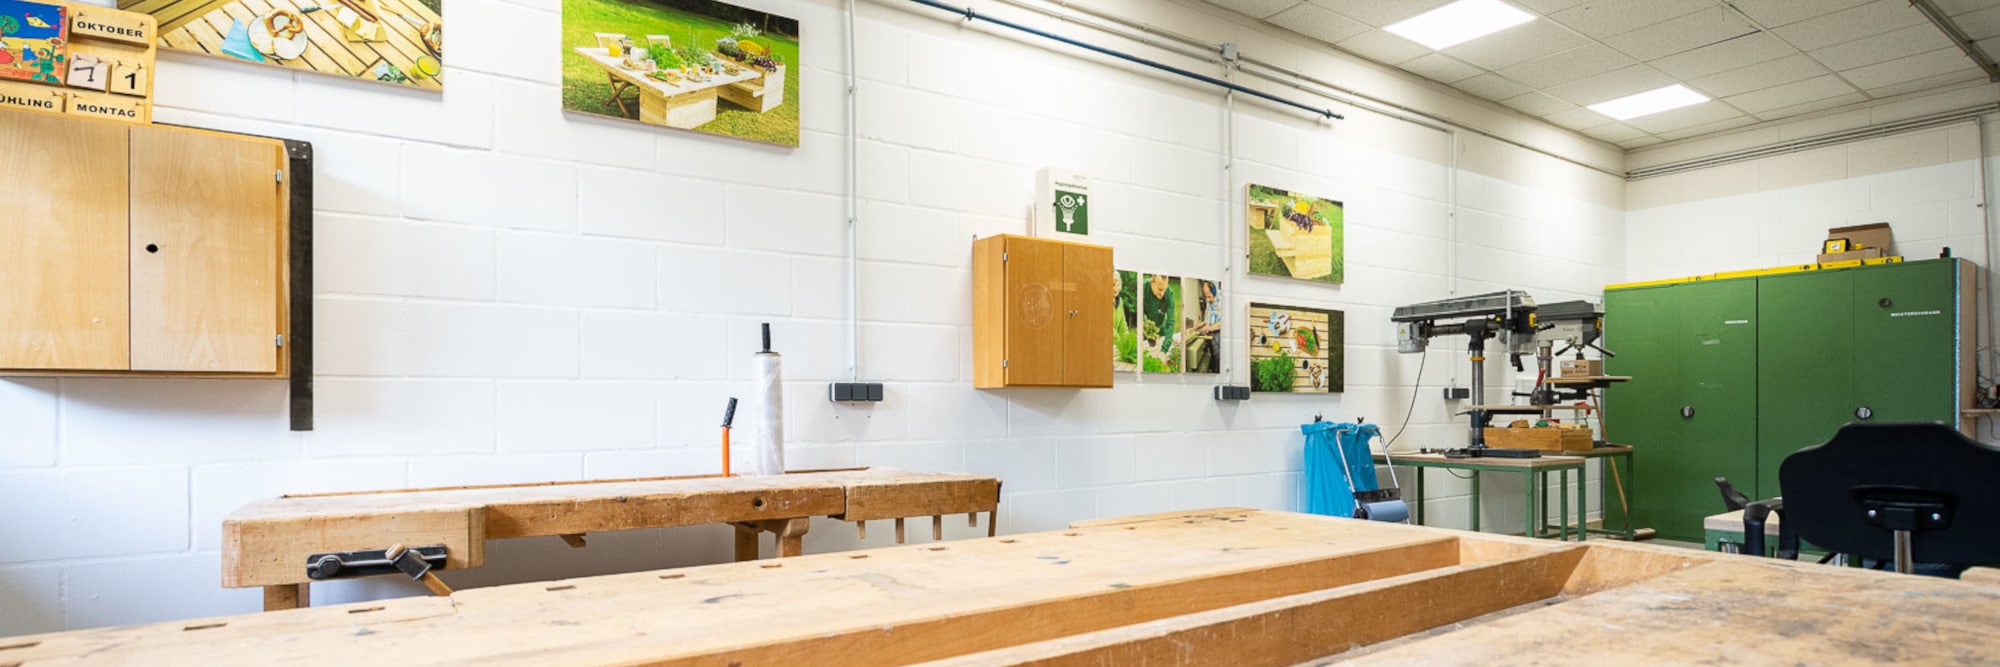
[1603,259,1975,543]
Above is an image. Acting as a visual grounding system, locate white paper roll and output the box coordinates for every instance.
[750,351,786,475]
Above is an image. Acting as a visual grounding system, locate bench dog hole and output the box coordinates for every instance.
[547,585,576,592]
[0,642,41,651]
[659,573,686,580]
[183,623,226,631]
[348,607,385,614]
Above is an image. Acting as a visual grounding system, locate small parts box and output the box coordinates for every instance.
[1559,359,1603,378]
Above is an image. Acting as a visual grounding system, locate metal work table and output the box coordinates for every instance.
[1568,444,1636,539]
[1375,452,1587,541]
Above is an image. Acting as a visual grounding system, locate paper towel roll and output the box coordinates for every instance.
[751,351,785,475]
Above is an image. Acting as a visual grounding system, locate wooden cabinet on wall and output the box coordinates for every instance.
[0,111,292,377]
[973,235,1113,388]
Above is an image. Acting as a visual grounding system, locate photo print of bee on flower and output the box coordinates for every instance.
[1248,302,1343,393]
[1246,183,1343,284]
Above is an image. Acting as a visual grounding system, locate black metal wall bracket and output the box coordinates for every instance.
[282,139,315,432]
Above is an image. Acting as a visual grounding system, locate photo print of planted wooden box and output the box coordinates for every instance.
[1247,183,1345,284]
[564,0,797,147]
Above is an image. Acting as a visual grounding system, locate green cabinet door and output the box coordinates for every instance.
[1853,260,1963,426]
[1665,278,1759,542]
[1755,270,1855,499]
[1604,285,1684,536]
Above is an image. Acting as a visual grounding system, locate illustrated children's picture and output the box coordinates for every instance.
[0,0,70,85]
[1248,302,1344,393]
[1140,273,1183,373]
[1113,269,1139,373]
[1182,278,1221,374]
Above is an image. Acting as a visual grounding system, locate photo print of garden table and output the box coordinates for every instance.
[121,0,444,90]
[1249,302,1343,393]
[1247,183,1344,284]
[562,0,797,147]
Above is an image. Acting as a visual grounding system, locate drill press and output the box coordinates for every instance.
[1391,290,1542,458]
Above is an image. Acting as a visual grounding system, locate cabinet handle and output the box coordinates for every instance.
[1680,406,1695,419]
[1856,406,1873,420]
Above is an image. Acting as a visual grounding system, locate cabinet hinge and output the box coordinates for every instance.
[275,170,285,183]
[276,334,285,348]
[1002,359,1009,368]
[1002,252,1008,262]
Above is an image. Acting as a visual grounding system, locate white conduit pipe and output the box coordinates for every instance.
[845,0,861,382]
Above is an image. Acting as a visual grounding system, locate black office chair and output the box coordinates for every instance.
[1741,422,2000,577]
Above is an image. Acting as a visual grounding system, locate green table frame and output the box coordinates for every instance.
[1375,452,1587,541]
[1569,445,1636,540]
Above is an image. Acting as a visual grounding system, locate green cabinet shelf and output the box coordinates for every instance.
[1604,259,1973,543]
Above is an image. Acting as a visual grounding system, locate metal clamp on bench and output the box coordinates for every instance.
[306,544,455,596]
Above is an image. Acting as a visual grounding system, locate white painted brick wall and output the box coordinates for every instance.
[0,0,1637,635]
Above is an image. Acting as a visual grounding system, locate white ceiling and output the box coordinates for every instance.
[1210,0,2000,149]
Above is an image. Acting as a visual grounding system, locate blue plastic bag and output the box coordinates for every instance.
[1304,421,1382,518]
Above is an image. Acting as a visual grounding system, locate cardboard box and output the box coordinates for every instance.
[1817,247,1886,263]
[1824,223,1892,254]
[1483,425,1594,452]
[1559,359,1603,378]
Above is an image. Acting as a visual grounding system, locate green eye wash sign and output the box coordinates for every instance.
[1036,167,1090,237]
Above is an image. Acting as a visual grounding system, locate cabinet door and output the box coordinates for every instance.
[0,113,130,370]
[1756,270,1854,498]
[1605,285,1686,540]
[129,126,284,373]
[1671,279,1758,541]
[1853,260,1959,424]
[1003,237,1066,386]
[1061,243,1112,386]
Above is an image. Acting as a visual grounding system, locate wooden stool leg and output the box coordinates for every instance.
[733,523,760,562]
[263,584,308,611]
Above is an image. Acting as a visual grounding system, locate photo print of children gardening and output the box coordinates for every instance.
[1246,183,1344,284]
[563,0,799,146]
[1112,269,1139,373]
[1140,273,1182,373]
[1182,278,1220,374]
[1248,302,1343,393]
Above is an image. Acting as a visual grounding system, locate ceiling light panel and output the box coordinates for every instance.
[1384,0,1535,50]
[1587,84,1711,120]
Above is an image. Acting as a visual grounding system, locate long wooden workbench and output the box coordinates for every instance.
[221,467,1000,610]
[10,508,1995,665]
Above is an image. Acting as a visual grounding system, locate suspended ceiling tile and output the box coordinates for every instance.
[1205,0,1304,20]
[1722,75,1860,114]
[1749,92,1869,121]
[1267,2,1371,43]
[1840,48,1983,91]
[1934,0,1993,16]
[1398,52,1485,83]
[1808,24,1956,72]
[1686,55,1826,98]
[1501,91,1574,116]
[1860,69,1990,99]
[1514,0,1590,14]
[1547,0,1713,39]
[1729,0,1873,28]
[1303,0,1451,27]
[1649,33,1794,80]
[1771,0,1927,52]
[1657,115,1761,141]
[1618,136,1663,149]
[1453,73,1534,100]
[1496,43,1638,89]
[1542,64,1677,106]
[1544,105,1614,130]
[1623,101,1744,134]
[1334,29,1434,65]
[1599,6,1757,61]
[1441,21,1590,71]
[1956,5,2000,40]
[1581,122,1648,143]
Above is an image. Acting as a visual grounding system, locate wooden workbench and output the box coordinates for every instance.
[222,467,1000,610]
[12,508,1996,665]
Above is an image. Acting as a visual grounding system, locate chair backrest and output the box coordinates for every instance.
[1780,422,2000,567]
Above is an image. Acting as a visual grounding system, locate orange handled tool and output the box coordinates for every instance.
[721,397,738,477]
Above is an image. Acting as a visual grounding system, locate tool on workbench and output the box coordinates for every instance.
[721,397,738,477]
[1392,291,1542,458]
[305,543,453,596]
[750,323,786,475]
[1304,417,1409,522]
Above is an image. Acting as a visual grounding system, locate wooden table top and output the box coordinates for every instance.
[573,47,761,98]
[1375,451,1587,469]
[14,508,1996,666]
